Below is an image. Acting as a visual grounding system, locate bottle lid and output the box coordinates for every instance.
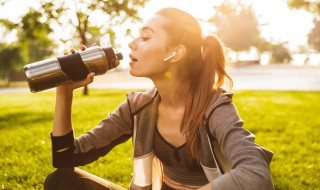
[116,52,123,60]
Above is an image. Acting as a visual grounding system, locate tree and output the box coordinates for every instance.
[210,1,262,56]
[288,0,320,14]
[271,43,292,64]
[0,0,7,6]
[0,8,57,80]
[0,43,22,80]
[18,9,57,65]
[256,38,273,53]
[308,19,320,51]
[287,0,320,52]
[39,0,148,95]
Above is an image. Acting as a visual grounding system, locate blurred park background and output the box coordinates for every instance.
[0,0,319,189]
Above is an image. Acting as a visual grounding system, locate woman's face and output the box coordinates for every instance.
[128,14,171,78]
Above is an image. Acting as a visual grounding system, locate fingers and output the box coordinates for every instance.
[88,72,95,78]
[87,72,95,83]
[64,43,94,54]
[63,48,75,55]
[80,43,96,51]
[79,72,95,87]
[80,44,86,51]
[70,48,76,54]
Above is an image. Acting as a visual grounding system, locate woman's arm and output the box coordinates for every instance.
[52,45,94,137]
[52,73,94,137]
[50,46,133,168]
[51,98,133,168]
[52,86,73,137]
[207,102,274,190]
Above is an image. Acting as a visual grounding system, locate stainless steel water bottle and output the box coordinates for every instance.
[23,46,123,92]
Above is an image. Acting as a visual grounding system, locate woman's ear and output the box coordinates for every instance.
[169,45,186,63]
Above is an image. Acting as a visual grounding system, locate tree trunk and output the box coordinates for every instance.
[83,85,88,95]
[81,34,89,96]
[77,17,89,96]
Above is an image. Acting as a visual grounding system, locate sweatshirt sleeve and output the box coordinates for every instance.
[208,102,274,190]
[50,99,133,168]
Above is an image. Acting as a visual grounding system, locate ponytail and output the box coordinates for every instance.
[182,34,233,162]
[202,35,233,89]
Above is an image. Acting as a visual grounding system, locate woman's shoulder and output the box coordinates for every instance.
[204,88,234,119]
[126,87,159,114]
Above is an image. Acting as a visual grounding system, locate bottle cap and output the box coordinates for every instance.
[116,52,123,60]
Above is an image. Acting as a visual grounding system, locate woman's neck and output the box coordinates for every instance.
[151,73,189,110]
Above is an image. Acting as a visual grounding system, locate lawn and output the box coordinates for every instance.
[0,89,319,189]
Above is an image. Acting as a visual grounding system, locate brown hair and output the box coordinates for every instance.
[156,8,233,161]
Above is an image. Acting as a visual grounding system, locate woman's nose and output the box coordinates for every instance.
[128,39,136,50]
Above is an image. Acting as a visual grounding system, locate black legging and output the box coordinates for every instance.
[44,167,126,190]
[44,167,177,190]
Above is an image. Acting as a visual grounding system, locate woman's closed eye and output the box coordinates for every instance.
[141,36,150,41]
[140,32,150,41]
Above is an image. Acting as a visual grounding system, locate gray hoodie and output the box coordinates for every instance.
[51,88,274,190]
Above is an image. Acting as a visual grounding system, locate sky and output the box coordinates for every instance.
[0,0,315,58]
[139,0,314,50]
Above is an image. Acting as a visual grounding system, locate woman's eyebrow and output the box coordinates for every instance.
[139,26,156,33]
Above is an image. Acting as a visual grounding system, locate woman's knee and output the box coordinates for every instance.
[44,168,74,190]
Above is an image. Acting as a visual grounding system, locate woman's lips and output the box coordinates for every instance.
[129,54,138,66]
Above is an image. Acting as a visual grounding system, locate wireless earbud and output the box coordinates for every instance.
[163,52,177,62]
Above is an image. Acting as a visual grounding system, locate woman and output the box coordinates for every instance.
[44,8,274,190]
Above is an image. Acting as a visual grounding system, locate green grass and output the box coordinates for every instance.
[0,89,319,189]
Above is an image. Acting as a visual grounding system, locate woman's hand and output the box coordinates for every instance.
[56,44,96,93]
